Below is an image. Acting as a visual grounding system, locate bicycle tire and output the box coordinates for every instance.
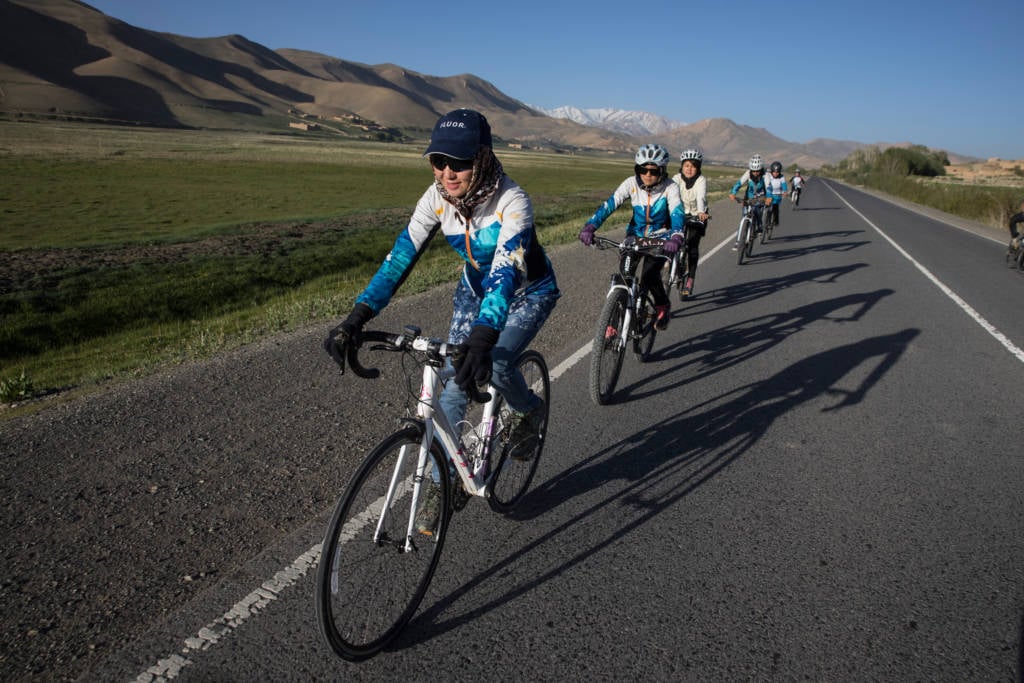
[315,426,449,661]
[736,219,748,265]
[589,288,628,405]
[1017,247,1024,270]
[633,288,657,363]
[488,350,549,512]
[745,220,756,258]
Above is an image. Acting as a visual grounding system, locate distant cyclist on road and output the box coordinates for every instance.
[579,143,685,329]
[671,148,710,297]
[1009,198,1024,252]
[764,161,788,229]
[790,169,805,193]
[728,154,770,249]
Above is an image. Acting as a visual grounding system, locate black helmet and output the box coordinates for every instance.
[769,161,783,173]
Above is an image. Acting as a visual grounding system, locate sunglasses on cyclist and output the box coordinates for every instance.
[429,154,474,172]
[635,165,662,176]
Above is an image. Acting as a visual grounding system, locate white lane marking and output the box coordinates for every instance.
[137,233,736,678]
[136,545,322,681]
[836,181,1006,244]
[825,181,1024,364]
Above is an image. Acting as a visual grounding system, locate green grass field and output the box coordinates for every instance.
[1,121,734,407]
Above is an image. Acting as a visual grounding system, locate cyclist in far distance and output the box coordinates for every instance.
[671,148,710,298]
[790,169,805,193]
[764,161,788,229]
[728,154,770,250]
[579,143,685,330]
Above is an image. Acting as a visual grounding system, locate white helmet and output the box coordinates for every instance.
[679,148,704,163]
[635,143,670,168]
[748,154,764,171]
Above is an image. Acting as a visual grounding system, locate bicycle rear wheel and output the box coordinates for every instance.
[315,426,449,661]
[488,350,550,512]
[589,288,628,405]
[737,219,749,265]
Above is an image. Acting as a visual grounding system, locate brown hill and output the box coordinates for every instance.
[0,0,924,166]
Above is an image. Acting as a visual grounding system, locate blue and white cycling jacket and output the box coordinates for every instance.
[730,170,767,199]
[765,174,788,205]
[355,175,558,332]
[586,176,685,238]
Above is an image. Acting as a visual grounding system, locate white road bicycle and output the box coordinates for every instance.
[316,326,550,661]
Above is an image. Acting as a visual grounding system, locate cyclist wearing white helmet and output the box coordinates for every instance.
[728,155,770,249]
[579,143,684,329]
[789,169,805,208]
[670,148,709,297]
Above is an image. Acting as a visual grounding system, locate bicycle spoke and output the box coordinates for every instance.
[316,428,448,661]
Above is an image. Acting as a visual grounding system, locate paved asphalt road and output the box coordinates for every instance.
[2,179,1022,681]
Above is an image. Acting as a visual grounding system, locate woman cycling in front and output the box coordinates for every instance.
[579,143,685,330]
[728,154,770,249]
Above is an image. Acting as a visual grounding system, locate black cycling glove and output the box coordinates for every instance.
[452,325,500,391]
[324,302,374,369]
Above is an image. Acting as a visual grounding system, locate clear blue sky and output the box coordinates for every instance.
[85,0,1023,160]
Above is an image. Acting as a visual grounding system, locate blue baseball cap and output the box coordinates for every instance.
[423,109,492,159]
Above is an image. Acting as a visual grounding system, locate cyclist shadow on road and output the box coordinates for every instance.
[730,231,870,266]
[619,288,897,405]
[672,262,872,323]
[644,287,894,399]
[399,327,919,649]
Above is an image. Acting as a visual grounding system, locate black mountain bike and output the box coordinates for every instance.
[735,194,767,265]
[588,235,671,405]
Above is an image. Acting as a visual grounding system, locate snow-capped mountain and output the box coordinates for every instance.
[529,105,686,137]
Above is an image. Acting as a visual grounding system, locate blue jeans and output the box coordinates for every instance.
[439,279,559,429]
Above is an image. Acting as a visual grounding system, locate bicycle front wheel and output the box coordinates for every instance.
[589,288,628,405]
[488,350,550,512]
[633,289,657,363]
[315,426,449,661]
[737,219,749,265]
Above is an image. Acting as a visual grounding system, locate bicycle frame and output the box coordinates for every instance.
[596,235,670,349]
[369,336,501,552]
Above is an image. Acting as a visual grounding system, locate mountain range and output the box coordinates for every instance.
[0,0,949,168]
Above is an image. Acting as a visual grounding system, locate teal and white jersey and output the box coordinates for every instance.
[355,175,557,331]
[586,176,685,238]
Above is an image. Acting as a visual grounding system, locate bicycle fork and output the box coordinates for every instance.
[372,365,499,552]
[605,280,635,350]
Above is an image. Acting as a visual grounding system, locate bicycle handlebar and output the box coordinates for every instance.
[329,327,490,403]
[591,234,675,258]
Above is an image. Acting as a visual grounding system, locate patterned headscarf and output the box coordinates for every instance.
[435,147,504,221]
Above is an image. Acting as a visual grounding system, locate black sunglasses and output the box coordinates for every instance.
[635,165,662,176]
[429,154,474,172]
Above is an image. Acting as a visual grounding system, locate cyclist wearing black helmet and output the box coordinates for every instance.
[765,161,788,230]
